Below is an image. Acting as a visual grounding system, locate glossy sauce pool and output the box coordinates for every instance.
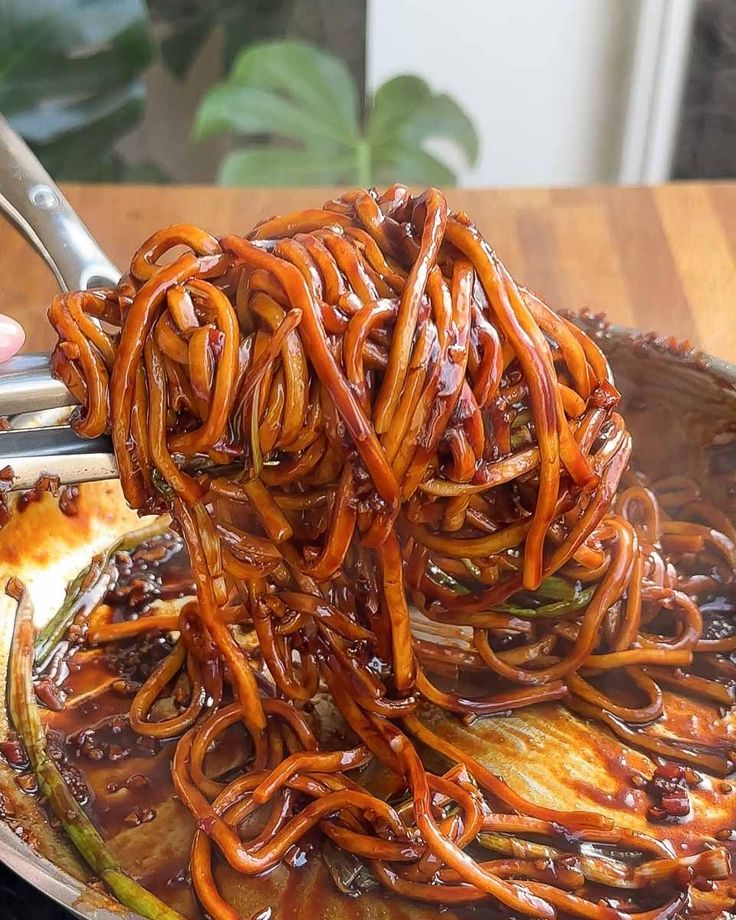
[19,516,736,920]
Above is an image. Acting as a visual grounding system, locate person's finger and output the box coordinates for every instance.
[0,314,24,363]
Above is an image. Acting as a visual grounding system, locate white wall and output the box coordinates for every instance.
[367,0,641,187]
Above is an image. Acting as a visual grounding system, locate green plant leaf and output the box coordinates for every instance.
[195,84,350,150]
[28,86,145,181]
[0,0,154,181]
[195,40,478,188]
[367,76,433,150]
[194,40,358,150]
[0,0,153,109]
[218,148,357,187]
[369,75,479,169]
[371,146,457,187]
[9,81,145,145]
[229,41,359,143]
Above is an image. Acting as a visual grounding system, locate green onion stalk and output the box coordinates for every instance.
[34,517,171,667]
[476,830,728,889]
[7,576,183,920]
[491,584,595,619]
[428,562,594,618]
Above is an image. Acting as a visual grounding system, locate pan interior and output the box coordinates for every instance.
[1,329,735,920]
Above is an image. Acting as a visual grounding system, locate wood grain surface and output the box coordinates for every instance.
[1,182,734,361]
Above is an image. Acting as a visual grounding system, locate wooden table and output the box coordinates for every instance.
[1,183,735,362]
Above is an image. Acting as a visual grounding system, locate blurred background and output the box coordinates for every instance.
[1,0,733,189]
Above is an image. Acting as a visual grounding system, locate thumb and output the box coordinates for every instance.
[0,314,24,363]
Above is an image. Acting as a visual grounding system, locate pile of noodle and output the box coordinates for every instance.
[44,186,735,919]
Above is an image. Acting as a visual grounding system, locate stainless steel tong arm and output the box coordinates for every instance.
[0,115,121,487]
[0,114,121,293]
[0,114,122,416]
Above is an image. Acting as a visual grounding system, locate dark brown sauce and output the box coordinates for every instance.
[26,537,443,920]
[19,524,735,919]
[7,331,736,918]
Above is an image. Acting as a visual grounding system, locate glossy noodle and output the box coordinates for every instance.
[14,186,734,918]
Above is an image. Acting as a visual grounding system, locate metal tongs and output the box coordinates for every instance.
[0,115,119,490]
